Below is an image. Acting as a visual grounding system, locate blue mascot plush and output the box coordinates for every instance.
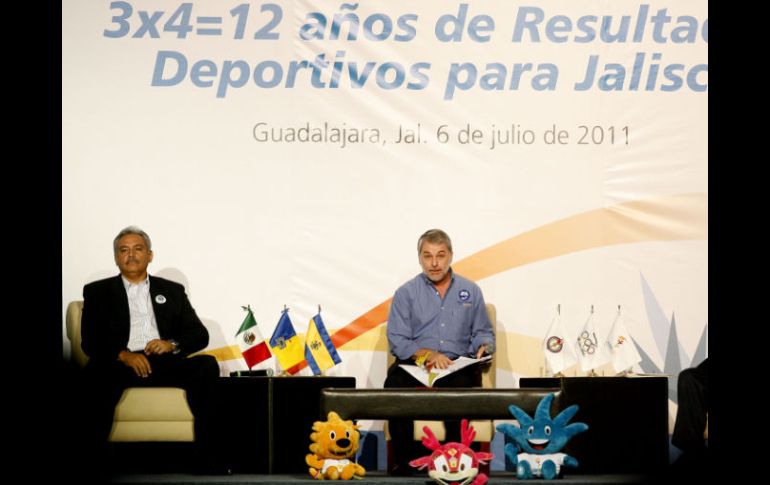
[496,393,588,479]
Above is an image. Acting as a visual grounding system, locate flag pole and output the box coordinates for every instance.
[553,304,564,376]
[587,304,598,377]
[241,305,253,371]
[281,303,289,374]
[615,304,632,376]
[277,304,289,376]
[616,305,628,373]
[317,303,324,377]
[553,303,563,377]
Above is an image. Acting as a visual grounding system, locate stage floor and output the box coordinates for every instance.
[109,471,657,484]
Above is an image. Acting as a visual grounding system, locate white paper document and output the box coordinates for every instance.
[399,355,492,387]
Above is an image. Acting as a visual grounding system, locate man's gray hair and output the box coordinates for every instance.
[417,229,453,254]
[113,226,152,253]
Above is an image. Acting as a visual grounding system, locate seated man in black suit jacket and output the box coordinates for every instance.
[79,226,229,476]
[671,357,709,476]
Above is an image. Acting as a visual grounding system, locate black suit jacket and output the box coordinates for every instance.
[81,275,209,362]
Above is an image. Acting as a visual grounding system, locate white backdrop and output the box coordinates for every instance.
[63,1,707,398]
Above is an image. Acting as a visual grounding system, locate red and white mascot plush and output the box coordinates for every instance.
[409,419,494,485]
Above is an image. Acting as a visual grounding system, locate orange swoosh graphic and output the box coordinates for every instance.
[215,193,706,359]
[454,192,707,281]
[335,193,706,349]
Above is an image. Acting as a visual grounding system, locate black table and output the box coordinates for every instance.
[520,376,669,475]
[219,375,356,474]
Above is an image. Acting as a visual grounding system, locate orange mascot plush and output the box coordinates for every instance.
[306,411,366,480]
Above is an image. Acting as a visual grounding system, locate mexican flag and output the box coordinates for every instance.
[236,305,272,369]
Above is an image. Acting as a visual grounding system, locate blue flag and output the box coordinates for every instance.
[304,313,342,375]
[269,308,305,373]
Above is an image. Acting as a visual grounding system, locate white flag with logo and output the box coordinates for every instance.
[575,310,611,371]
[606,309,642,372]
[543,313,578,374]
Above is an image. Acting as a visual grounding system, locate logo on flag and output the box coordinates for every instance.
[577,330,598,355]
[235,305,272,369]
[575,307,610,372]
[269,308,305,374]
[542,308,577,374]
[546,336,564,353]
[304,312,342,375]
[606,307,642,373]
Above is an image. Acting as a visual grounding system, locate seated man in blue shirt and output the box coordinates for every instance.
[385,229,495,476]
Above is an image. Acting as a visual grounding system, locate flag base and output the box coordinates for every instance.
[230,370,272,377]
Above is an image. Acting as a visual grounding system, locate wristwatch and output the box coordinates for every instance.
[168,339,181,355]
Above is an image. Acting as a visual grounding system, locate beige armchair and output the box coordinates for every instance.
[385,303,497,467]
[66,301,195,442]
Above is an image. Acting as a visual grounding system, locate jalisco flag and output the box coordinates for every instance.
[542,312,578,374]
[575,308,611,371]
[606,307,642,372]
[304,312,342,375]
[235,305,272,369]
[269,308,305,374]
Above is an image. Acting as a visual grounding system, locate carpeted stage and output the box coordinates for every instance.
[108,472,659,484]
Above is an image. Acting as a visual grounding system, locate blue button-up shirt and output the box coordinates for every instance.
[387,271,495,360]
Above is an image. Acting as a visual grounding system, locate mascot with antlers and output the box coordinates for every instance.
[409,419,494,485]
